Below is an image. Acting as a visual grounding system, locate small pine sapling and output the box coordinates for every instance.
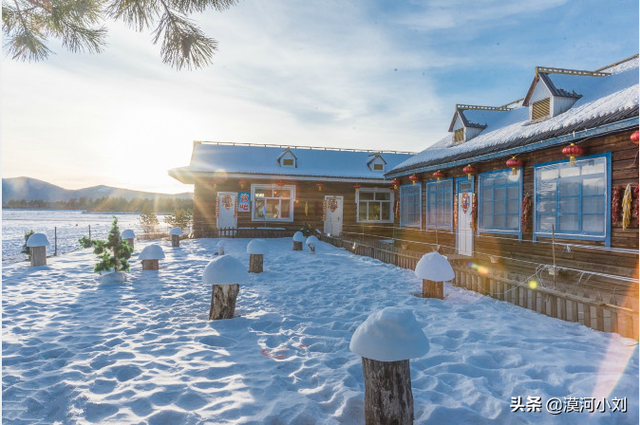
[21,230,35,260]
[93,217,134,274]
[79,236,94,248]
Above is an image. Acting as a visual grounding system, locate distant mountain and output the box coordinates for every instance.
[2,177,193,203]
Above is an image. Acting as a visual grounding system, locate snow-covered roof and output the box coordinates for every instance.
[389,56,639,176]
[349,307,429,362]
[169,142,414,184]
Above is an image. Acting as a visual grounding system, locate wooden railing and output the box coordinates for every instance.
[320,234,638,340]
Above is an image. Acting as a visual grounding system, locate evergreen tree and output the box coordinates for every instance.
[139,204,159,233]
[21,229,35,259]
[2,0,238,70]
[93,216,133,273]
[164,208,192,231]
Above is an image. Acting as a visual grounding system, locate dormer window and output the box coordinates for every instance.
[278,148,297,168]
[454,128,464,143]
[367,154,387,172]
[531,98,550,121]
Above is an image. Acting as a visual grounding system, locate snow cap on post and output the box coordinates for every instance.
[305,236,319,246]
[203,255,248,285]
[350,307,429,362]
[217,240,225,248]
[139,244,165,260]
[26,233,50,247]
[292,231,305,242]
[414,252,455,281]
[247,239,268,255]
[169,227,182,236]
[121,229,135,239]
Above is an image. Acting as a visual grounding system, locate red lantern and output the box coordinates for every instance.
[408,174,419,185]
[238,179,246,189]
[353,183,361,192]
[506,156,523,175]
[630,131,639,144]
[390,178,399,189]
[432,170,445,183]
[316,183,324,192]
[462,165,477,180]
[562,143,584,166]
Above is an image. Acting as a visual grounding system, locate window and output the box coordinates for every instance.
[478,169,521,234]
[373,163,384,171]
[534,155,609,243]
[400,184,421,227]
[454,128,464,143]
[282,158,295,167]
[426,179,453,229]
[252,184,295,222]
[357,188,393,222]
[532,98,550,121]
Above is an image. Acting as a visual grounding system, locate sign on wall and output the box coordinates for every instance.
[238,192,251,212]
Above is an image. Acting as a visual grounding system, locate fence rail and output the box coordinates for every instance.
[319,234,638,340]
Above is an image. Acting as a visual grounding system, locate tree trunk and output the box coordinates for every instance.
[362,357,414,425]
[172,235,180,247]
[30,246,46,267]
[249,254,263,273]
[422,279,443,299]
[293,241,303,251]
[209,284,240,320]
[142,259,159,270]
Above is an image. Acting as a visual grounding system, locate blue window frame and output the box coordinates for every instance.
[400,183,422,228]
[478,168,522,235]
[534,154,610,246]
[426,178,453,229]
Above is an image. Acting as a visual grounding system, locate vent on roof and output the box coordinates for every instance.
[531,98,550,121]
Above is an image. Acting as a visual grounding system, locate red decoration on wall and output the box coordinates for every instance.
[215,195,220,218]
[562,143,584,165]
[409,174,419,185]
[612,185,623,224]
[432,170,446,182]
[461,192,470,214]
[390,178,399,189]
[238,180,246,189]
[322,200,327,221]
[631,130,639,144]
[328,198,338,212]
[634,185,639,225]
[462,165,477,180]
[521,194,532,232]
[316,183,324,192]
[470,194,477,232]
[453,194,458,229]
[506,156,523,175]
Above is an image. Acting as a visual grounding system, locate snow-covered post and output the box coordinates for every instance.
[292,231,305,251]
[27,233,50,267]
[139,244,165,270]
[350,307,429,425]
[414,251,455,299]
[170,227,182,247]
[121,229,135,250]
[305,235,319,255]
[203,255,248,320]
[247,239,268,273]
[217,240,225,255]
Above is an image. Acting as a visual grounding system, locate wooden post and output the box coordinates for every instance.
[422,279,443,299]
[142,259,159,270]
[209,284,240,320]
[293,241,303,251]
[362,357,414,425]
[249,254,263,273]
[30,246,47,267]
[125,238,134,249]
[172,234,180,247]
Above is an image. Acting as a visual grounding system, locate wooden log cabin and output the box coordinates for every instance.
[385,55,639,327]
[169,143,413,238]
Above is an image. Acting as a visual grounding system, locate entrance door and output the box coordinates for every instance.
[324,195,343,237]
[456,180,474,256]
[217,192,238,229]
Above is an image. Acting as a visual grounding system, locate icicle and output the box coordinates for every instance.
[621,183,632,230]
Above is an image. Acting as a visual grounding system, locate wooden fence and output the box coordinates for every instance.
[320,234,638,340]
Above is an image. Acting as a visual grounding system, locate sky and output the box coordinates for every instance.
[2,0,639,194]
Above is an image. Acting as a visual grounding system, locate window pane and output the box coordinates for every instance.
[559,197,578,214]
[507,199,519,214]
[506,215,518,230]
[369,203,381,220]
[359,203,368,221]
[539,181,556,198]
[494,188,505,201]
[281,201,291,218]
[381,203,390,220]
[559,214,579,232]
[494,201,505,215]
[559,180,579,197]
[279,189,291,198]
[538,198,556,214]
[581,159,605,175]
[359,192,374,200]
[559,166,580,178]
[507,186,519,200]
[582,178,604,196]
[583,214,604,233]
[539,168,557,181]
[583,196,604,214]
[375,192,390,200]
[265,199,280,218]
[538,215,555,232]
[254,189,267,198]
[255,199,266,218]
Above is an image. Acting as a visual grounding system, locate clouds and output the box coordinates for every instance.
[2,0,638,193]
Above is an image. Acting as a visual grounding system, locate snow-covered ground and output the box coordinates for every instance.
[2,238,638,424]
